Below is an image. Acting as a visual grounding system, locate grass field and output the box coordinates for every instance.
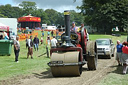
[0,30,50,80]
[0,31,127,83]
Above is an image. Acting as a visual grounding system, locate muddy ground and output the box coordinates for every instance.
[0,56,119,85]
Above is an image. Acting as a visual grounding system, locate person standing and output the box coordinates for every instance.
[70,22,77,33]
[33,35,39,51]
[121,41,128,74]
[25,36,29,49]
[56,29,59,36]
[78,23,89,41]
[77,23,84,32]
[47,31,50,36]
[51,30,54,37]
[116,40,123,66]
[3,31,9,40]
[47,35,51,45]
[50,36,58,48]
[14,36,20,62]
[40,36,43,44]
[27,36,34,59]
[41,30,44,37]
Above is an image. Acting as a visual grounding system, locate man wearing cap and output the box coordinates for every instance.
[70,22,77,33]
[78,23,89,41]
[77,23,84,32]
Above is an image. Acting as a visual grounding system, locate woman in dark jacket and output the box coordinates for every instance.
[33,35,39,51]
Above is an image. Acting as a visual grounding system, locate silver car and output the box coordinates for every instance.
[96,39,115,59]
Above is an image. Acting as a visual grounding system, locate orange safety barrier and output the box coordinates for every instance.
[19,32,38,41]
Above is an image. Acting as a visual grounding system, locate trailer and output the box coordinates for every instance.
[0,18,17,40]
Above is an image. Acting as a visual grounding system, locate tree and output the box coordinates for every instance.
[78,0,128,33]
[45,9,58,25]
[32,9,49,24]
[0,12,7,18]
[19,1,37,15]
[70,10,84,26]
[0,4,22,18]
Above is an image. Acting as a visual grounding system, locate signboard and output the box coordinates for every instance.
[18,17,41,22]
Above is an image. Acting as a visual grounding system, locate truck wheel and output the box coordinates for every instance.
[86,41,98,70]
[112,53,114,57]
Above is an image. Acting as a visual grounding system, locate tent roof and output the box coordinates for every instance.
[0,23,7,26]
[0,23,9,30]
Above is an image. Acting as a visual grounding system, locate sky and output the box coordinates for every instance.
[0,0,82,12]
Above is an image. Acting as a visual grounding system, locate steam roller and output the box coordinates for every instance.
[48,10,98,77]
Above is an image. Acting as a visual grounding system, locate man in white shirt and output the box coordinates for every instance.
[51,36,58,48]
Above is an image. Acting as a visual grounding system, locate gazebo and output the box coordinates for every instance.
[18,15,41,29]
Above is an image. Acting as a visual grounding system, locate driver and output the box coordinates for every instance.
[70,22,77,33]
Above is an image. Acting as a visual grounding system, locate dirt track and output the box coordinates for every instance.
[2,56,117,85]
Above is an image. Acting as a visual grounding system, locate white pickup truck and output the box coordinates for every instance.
[96,38,115,59]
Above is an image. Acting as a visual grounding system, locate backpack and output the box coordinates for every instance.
[30,39,34,47]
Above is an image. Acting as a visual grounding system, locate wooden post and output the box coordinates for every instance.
[46,45,49,58]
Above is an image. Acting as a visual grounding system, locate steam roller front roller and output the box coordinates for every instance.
[50,51,82,77]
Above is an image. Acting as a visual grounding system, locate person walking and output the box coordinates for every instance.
[14,36,20,62]
[33,35,39,51]
[50,36,58,48]
[116,40,123,66]
[122,41,128,74]
[27,36,34,59]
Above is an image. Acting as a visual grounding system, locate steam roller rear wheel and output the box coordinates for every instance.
[81,27,87,60]
[86,41,98,70]
[50,51,82,77]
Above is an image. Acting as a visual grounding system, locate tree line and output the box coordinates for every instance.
[78,0,128,33]
[0,1,83,26]
[0,0,128,33]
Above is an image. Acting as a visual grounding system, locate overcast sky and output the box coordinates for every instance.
[9,0,82,12]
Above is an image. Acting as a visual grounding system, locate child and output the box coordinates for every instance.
[40,36,43,44]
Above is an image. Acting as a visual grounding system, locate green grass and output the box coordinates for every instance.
[0,31,127,81]
[89,34,127,44]
[97,66,128,85]
[97,73,128,85]
[0,30,51,80]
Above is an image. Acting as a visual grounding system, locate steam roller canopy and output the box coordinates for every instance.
[50,51,80,77]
